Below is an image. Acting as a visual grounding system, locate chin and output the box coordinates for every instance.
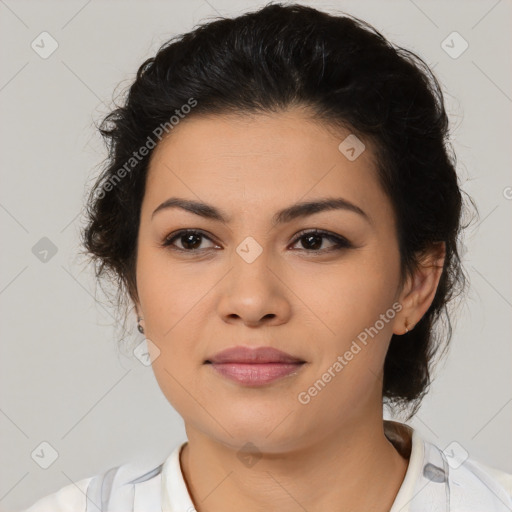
[206,404,309,453]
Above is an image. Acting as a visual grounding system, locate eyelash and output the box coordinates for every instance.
[160,228,353,254]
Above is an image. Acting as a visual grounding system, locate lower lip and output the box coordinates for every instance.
[207,362,304,386]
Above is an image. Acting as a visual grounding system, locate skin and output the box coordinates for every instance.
[134,108,445,512]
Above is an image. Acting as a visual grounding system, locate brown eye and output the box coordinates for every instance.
[162,230,219,252]
[289,229,352,252]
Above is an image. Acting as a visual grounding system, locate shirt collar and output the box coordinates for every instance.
[161,421,425,512]
[386,420,425,512]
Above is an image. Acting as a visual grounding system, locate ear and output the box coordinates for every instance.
[393,242,446,335]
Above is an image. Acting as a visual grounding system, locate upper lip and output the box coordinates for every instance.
[205,346,305,364]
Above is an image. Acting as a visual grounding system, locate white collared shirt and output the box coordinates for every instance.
[22,421,512,511]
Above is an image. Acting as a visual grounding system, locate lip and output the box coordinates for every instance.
[205,346,306,386]
[206,346,305,364]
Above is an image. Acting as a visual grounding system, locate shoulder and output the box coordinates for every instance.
[21,476,94,512]
[386,421,512,512]
[448,453,512,509]
[423,438,512,511]
[20,460,165,512]
[474,459,512,495]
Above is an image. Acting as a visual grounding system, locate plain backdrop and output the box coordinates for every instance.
[1,0,511,510]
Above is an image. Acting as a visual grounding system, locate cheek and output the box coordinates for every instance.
[292,246,401,344]
[135,246,211,337]
[151,355,192,410]
[294,256,401,410]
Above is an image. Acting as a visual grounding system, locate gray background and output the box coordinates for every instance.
[1,0,511,510]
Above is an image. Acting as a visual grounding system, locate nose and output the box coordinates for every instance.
[216,248,292,328]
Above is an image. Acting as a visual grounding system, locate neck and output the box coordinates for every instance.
[180,417,409,512]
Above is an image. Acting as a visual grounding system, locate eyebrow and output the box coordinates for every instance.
[151,197,371,225]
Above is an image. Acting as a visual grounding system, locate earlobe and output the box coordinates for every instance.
[394,314,414,336]
[133,301,145,334]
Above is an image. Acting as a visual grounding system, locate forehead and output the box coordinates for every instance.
[143,110,391,224]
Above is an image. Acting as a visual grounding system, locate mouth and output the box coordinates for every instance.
[204,345,306,386]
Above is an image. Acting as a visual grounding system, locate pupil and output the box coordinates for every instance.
[303,234,322,250]
[183,233,201,250]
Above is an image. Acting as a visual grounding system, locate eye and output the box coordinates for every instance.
[288,229,353,253]
[161,229,220,252]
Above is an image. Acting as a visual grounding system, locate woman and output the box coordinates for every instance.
[23,3,512,511]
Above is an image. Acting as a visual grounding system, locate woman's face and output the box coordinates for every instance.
[135,109,412,452]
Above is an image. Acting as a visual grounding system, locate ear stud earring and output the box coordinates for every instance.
[137,317,145,335]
